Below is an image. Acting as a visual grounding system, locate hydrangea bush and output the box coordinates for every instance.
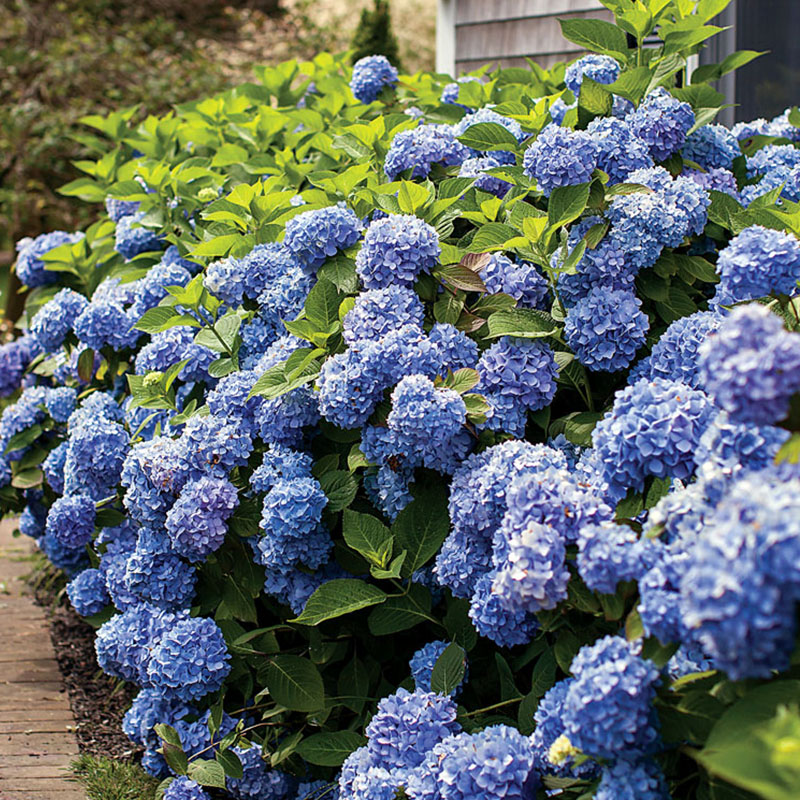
[3,1,800,798]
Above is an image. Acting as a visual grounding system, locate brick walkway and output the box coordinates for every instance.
[0,519,84,800]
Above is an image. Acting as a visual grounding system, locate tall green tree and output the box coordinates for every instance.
[350,0,401,67]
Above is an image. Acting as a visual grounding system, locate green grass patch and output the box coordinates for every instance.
[70,754,158,800]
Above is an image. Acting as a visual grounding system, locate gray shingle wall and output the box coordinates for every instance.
[442,0,610,75]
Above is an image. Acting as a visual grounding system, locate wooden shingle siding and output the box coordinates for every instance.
[455,0,606,25]
[447,0,610,75]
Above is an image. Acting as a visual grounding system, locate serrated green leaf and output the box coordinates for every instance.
[430,643,467,696]
[292,579,386,626]
[265,655,325,711]
[296,732,367,767]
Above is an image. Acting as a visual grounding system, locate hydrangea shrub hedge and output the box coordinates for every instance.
[4,1,800,798]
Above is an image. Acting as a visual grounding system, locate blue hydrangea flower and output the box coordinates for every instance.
[381,374,467,470]
[564,636,661,760]
[477,337,558,435]
[178,414,254,483]
[679,473,800,679]
[699,303,800,424]
[458,156,512,197]
[436,442,567,599]
[549,96,576,125]
[173,708,236,758]
[355,214,440,290]
[741,163,800,205]
[250,446,314,493]
[746,143,800,178]
[67,568,110,616]
[338,746,403,800]
[408,725,537,800]
[593,377,716,502]
[595,759,670,800]
[530,678,598,779]
[629,88,695,162]
[0,336,36,397]
[638,310,723,388]
[686,166,741,199]
[523,125,599,196]
[45,387,77,422]
[429,323,478,373]
[74,301,139,351]
[114,212,164,259]
[667,644,714,680]
[384,124,472,180]
[565,287,648,372]
[135,326,216,383]
[343,285,425,343]
[165,477,239,562]
[240,242,303,302]
[15,231,84,287]
[711,225,800,307]
[364,464,414,522]
[468,571,539,647]
[207,370,262,427]
[19,501,47,538]
[227,745,296,800]
[490,520,570,614]
[440,76,481,106]
[124,529,196,610]
[122,687,195,749]
[283,205,362,274]
[30,289,88,352]
[255,477,329,569]
[255,387,320,448]
[350,55,399,103]
[587,117,654,184]
[481,254,549,308]
[45,494,95,549]
[556,217,636,306]
[63,416,130,500]
[147,616,231,702]
[163,777,210,800]
[365,687,461,771]
[130,260,192,320]
[565,54,620,95]
[577,520,649,594]
[40,530,89,575]
[105,196,140,222]
[682,124,741,170]
[95,604,187,684]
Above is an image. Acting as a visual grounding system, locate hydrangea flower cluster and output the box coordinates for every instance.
[350,55,399,103]
[284,204,363,274]
[15,231,84,286]
[523,124,599,196]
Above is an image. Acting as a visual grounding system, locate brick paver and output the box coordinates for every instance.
[0,519,84,799]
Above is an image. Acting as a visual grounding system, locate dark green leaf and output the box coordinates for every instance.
[296,732,367,767]
[265,655,325,711]
[342,509,393,567]
[368,583,432,635]
[391,484,450,577]
[548,183,591,228]
[430,642,467,696]
[486,308,558,339]
[291,579,387,626]
[318,470,358,513]
[559,18,629,58]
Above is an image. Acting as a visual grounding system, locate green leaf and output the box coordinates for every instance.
[530,649,557,698]
[559,18,629,58]
[291,579,387,626]
[434,264,487,293]
[296,732,367,767]
[549,411,603,447]
[397,181,431,214]
[370,551,407,580]
[187,759,227,789]
[486,308,558,339]
[317,256,358,294]
[11,469,43,490]
[578,76,613,120]
[265,655,325,711]
[548,183,591,228]
[391,484,450,577]
[469,222,520,252]
[134,306,179,333]
[216,749,243,779]
[439,368,480,394]
[5,424,43,455]
[456,122,520,152]
[77,348,96,383]
[368,583,432,635]
[318,470,358,513]
[343,510,393,568]
[430,643,467,696]
[190,234,242,258]
[606,66,653,104]
[305,278,341,330]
